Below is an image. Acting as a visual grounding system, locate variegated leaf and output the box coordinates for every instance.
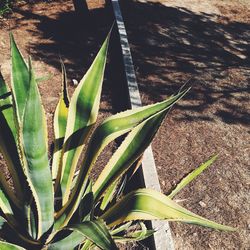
[60,89,188,228]
[101,189,235,231]
[168,155,218,199]
[19,59,54,239]
[73,89,188,202]
[52,61,69,180]
[10,33,29,123]
[48,220,117,250]
[68,220,117,250]
[0,72,24,206]
[56,32,110,205]
[55,100,170,228]
[47,230,84,250]
[93,110,167,200]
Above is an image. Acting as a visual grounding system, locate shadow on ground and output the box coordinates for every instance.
[13,4,112,75]
[120,0,250,126]
[7,0,250,126]
[8,0,116,113]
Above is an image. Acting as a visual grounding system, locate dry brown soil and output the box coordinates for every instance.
[121,0,250,249]
[0,0,249,249]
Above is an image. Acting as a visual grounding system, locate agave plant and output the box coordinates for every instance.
[0,32,234,250]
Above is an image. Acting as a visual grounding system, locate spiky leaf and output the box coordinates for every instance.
[101,189,235,231]
[68,220,117,250]
[0,72,24,206]
[20,60,54,238]
[49,220,117,250]
[47,230,84,250]
[10,33,29,122]
[168,155,218,199]
[56,33,110,205]
[73,90,188,200]
[52,61,69,180]
[93,110,167,200]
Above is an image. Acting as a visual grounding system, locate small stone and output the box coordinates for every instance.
[72,79,78,86]
[199,201,207,208]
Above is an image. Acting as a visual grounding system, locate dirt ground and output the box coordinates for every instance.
[0,0,249,249]
[121,0,250,249]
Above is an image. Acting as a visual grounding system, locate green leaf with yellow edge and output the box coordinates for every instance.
[62,89,188,227]
[48,220,117,250]
[55,101,171,229]
[56,32,110,205]
[168,155,218,199]
[101,188,235,231]
[0,184,16,226]
[10,33,30,123]
[52,61,69,180]
[47,230,84,250]
[0,72,16,139]
[53,181,93,232]
[73,89,189,202]
[0,72,24,206]
[68,220,117,250]
[53,178,89,230]
[93,109,167,200]
[100,179,119,211]
[20,59,54,239]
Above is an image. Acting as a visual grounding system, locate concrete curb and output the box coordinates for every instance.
[111,1,175,249]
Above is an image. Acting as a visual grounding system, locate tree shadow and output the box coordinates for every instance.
[6,0,250,126]
[12,2,112,74]
[120,0,250,126]
[9,0,115,112]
